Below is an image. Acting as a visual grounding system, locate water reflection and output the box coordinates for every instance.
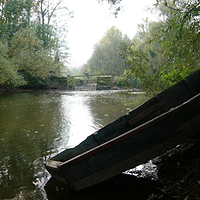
[0,90,148,199]
[59,93,99,149]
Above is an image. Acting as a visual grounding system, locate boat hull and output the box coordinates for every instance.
[46,93,200,190]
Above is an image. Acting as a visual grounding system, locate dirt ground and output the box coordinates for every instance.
[45,136,200,200]
[151,136,200,200]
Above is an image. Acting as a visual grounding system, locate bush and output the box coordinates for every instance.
[116,77,139,88]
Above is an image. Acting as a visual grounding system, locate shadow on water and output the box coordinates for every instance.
[45,174,161,200]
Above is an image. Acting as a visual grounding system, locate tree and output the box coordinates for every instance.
[33,0,70,65]
[34,0,63,49]
[0,40,25,88]
[97,0,122,16]
[120,20,166,94]
[9,27,62,88]
[154,0,200,85]
[0,0,34,40]
[120,0,200,94]
[0,0,71,89]
[87,26,130,76]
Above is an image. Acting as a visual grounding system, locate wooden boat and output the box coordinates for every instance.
[45,70,200,191]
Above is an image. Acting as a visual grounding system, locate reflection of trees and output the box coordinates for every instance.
[0,92,63,199]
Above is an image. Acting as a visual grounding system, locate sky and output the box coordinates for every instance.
[62,0,157,68]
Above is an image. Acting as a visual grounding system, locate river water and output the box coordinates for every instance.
[0,90,148,199]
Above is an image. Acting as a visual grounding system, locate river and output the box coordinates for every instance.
[0,90,150,199]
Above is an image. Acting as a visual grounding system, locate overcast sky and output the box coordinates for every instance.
[62,0,157,68]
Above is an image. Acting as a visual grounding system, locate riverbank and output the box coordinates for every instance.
[0,86,140,94]
[44,136,200,199]
[153,136,200,199]
[0,75,141,94]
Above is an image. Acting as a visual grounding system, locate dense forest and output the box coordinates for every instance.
[0,0,71,89]
[0,0,199,94]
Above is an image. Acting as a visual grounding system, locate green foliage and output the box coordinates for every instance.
[75,79,84,86]
[9,27,61,88]
[162,67,195,86]
[87,26,130,76]
[153,0,200,85]
[121,0,200,94]
[35,23,57,50]
[66,75,75,88]
[120,20,166,95]
[96,76,112,86]
[0,0,70,90]
[116,77,135,88]
[33,0,69,60]
[98,0,122,16]
[0,0,33,40]
[156,3,199,67]
[0,40,25,88]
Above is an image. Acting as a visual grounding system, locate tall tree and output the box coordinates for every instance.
[154,0,200,85]
[34,0,70,66]
[0,0,70,89]
[120,0,200,94]
[0,41,25,88]
[120,20,165,95]
[0,0,34,40]
[87,26,130,75]
[34,0,63,49]
[9,27,62,88]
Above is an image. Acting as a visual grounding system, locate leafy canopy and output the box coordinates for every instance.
[120,0,200,94]
[0,0,70,89]
[86,26,130,76]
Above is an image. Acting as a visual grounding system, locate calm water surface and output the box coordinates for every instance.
[0,90,148,199]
